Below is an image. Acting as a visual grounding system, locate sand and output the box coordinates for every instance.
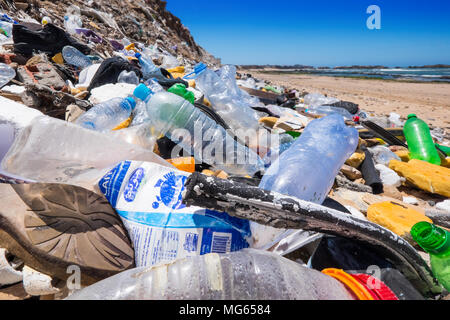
[247,70,450,130]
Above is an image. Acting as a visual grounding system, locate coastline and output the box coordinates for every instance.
[245,70,450,130]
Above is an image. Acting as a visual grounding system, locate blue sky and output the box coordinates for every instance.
[165,0,450,67]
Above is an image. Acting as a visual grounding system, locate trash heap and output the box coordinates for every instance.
[0,3,449,301]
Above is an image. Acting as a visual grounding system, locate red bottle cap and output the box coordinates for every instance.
[350,273,399,300]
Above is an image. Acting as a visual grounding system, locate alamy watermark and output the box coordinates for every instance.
[367,5,381,30]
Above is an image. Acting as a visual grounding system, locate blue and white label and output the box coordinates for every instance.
[123,168,145,203]
[99,161,250,267]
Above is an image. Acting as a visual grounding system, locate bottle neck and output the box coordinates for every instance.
[411,222,450,256]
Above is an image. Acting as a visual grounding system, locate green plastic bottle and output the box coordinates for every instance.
[411,222,450,291]
[167,83,195,105]
[403,114,441,165]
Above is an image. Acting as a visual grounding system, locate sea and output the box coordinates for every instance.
[289,68,450,82]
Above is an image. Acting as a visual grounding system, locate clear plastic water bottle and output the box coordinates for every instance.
[185,63,261,134]
[252,114,359,249]
[117,70,139,85]
[0,63,15,88]
[135,52,166,81]
[76,97,136,132]
[66,249,355,300]
[130,81,165,126]
[62,46,92,69]
[260,114,358,202]
[136,86,265,176]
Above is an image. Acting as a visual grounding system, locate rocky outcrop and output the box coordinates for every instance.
[1,0,220,67]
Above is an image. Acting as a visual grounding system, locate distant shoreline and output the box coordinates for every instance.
[239,64,450,70]
[251,70,450,84]
[248,71,450,130]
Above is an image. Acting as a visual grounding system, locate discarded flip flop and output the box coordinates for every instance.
[0,183,135,285]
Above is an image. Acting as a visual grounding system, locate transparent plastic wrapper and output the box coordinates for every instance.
[253,114,359,249]
[145,91,265,176]
[64,5,82,35]
[117,70,139,85]
[307,105,354,120]
[66,249,355,300]
[0,63,16,88]
[303,93,340,107]
[374,164,404,187]
[161,53,179,69]
[389,112,404,127]
[217,65,263,108]
[187,63,261,134]
[368,145,401,166]
[1,115,171,190]
[98,161,251,267]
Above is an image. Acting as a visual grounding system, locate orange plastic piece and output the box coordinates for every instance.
[321,268,375,300]
[167,157,195,173]
[112,117,132,131]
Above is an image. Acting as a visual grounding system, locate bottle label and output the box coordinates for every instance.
[99,161,250,267]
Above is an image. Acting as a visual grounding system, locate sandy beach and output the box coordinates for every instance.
[246,70,450,130]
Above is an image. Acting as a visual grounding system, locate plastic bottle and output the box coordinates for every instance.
[135,52,166,81]
[411,222,450,291]
[253,114,358,248]
[1,114,171,188]
[185,63,261,134]
[403,114,441,166]
[62,46,92,69]
[0,63,16,88]
[76,97,136,132]
[117,70,139,85]
[66,249,355,300]
[136,87,265,176]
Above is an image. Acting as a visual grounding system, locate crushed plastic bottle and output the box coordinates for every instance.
[1,114,171,188]
[139,87,265,176]
[135,52,166,81]
[76,97,136,132]
[0,63,16,88]
[117,70,139,85]
[62,46,92,69]
[66,249,355,300]
[186,63,261,134]
[253,114,359,249]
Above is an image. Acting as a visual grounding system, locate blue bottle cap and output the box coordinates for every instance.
[124,97,136,110]
[133,83,152,101]
[135,52,142,59]
[194,62,207,74]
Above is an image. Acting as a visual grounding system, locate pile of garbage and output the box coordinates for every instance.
[0,3,449,301]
